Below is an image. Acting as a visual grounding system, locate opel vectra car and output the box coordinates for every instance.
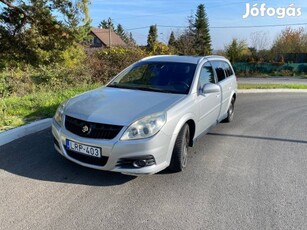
[52,55,237,175]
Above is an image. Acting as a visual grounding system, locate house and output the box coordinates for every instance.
[89,28,126,48]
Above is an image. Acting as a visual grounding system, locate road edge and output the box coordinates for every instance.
[0,118,52,146]
[239,89,307,93]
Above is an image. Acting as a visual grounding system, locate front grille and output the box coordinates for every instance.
[66,148,109,167]
[65,116,123,139]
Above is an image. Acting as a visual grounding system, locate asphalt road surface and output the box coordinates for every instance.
[1,93,307,230]
[238,76,307,85]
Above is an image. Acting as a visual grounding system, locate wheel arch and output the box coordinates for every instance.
[165,113,196,165]
[232,92,237,102]
[186,119,196,147]
[227,91,237,109]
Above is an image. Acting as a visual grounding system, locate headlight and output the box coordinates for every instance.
[121,112,167,140]
[54,101,68,126]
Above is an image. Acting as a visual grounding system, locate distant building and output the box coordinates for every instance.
[89,28,126,48]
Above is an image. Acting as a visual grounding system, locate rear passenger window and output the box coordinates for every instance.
[212,61,234,82]
[199,62,215,88]
[212,61,226,82]
[223,62,234,77]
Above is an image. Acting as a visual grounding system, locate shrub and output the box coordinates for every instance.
[61,44,87,69]
[0,64,91,98]
[87,47,147,83]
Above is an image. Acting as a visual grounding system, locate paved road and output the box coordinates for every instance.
[238,76,307,85]
[1,93,307,230]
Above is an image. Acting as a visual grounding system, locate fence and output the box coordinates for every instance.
[233,63,307,75]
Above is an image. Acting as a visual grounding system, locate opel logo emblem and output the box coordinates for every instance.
[82,125,89,133]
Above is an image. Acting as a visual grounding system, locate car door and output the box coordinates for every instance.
[195,61,221,137]
[211,61,233,119]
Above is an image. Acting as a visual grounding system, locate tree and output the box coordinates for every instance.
[225,38,248,63]
[250,31,269,51]
[168,31,176,47]
[98,18,114,30]
[271,27,307,54]
[116,24,129,43]
[173,5,212,56]
[147,24,158,50]
[175,32,196,55]
[128,32,136,46]
[174,15,196,55]
[0,0,91,66]
[193,4,212,55]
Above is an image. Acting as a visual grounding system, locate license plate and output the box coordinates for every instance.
[66,139,102,158]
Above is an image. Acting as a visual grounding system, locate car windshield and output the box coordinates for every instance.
[107,62,197,94]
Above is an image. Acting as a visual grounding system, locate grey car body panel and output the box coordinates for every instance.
[52,55,237,174]
[64,87,185,126]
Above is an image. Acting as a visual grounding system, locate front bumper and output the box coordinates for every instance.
[52,120,172,175]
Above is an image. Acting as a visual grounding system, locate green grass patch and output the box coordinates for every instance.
[0,83,100,132]
[238,84,307,89]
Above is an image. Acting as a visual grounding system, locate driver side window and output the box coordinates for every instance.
[199,62,215,89]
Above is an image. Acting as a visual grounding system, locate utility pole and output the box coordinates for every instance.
[108,17,112,48]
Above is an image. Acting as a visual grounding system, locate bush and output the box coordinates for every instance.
[0,64,91,98]
[149,42,174,55]
[297,64,307,74]
[87,47,147,83]
[61,44,87,69]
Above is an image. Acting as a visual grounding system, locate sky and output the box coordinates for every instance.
[89,0,307,50]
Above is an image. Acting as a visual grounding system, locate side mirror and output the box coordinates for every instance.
[201,83,220,95]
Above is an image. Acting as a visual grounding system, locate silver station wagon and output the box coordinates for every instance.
[52,55,237,175]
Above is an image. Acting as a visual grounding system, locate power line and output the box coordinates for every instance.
[126,26,152,31]
[127,22,307,31]
[210,22,307,29]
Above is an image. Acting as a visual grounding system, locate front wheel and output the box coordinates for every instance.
[169,124,190,172]
[223,97,235,123]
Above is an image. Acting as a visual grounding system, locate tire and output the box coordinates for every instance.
[223,97,235,123]
[169,124,190,172]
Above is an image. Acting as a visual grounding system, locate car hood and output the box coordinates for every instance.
[64,87,185,126]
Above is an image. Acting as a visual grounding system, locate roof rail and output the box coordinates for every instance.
[141,55,174,61]
[205,55,227,59]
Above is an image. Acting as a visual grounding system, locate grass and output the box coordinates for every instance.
[0,83,100,132]
[238,84,307,90]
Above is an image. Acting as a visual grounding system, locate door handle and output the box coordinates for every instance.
[228,87,232,90]
[216,94,221,98]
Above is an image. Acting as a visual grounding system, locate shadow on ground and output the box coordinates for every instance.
[0,129,136,186]
[208,132,307,145]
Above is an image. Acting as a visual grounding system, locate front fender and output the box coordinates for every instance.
[163,112,196,165]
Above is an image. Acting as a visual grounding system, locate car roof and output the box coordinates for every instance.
[140,55,228,64]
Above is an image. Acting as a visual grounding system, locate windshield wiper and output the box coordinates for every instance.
[107,85,136,89]
[134,86,181,94]
[108,85,182,94]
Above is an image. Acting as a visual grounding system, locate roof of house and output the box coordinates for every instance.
[91,28,126,47]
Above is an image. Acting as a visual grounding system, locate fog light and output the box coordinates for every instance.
[133,160,147,168]
[117,155,156,169]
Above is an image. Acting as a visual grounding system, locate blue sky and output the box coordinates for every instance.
[89,0,307,50]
